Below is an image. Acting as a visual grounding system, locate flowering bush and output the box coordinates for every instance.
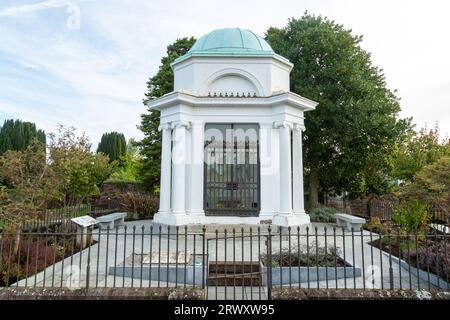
[408,241,450,280]
[0,237,56,287]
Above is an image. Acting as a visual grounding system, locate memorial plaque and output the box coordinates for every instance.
[142,251,192,264]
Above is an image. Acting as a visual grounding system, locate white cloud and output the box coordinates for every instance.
[0,0,77,17]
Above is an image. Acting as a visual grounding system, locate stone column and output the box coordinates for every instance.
[277,121,293,216]
[272,121,309,227]
[171,121,190,215]
[292,124,305,214]
[259,123,276,220]
[189,121,205,217]
[158,123,172,214]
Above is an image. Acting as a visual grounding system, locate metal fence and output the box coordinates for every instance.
[1,204,129,232]
[16,204,91,232]
[0,224,449,300]
[366,201,449,225]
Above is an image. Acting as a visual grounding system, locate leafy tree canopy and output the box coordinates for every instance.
[266,13,411,204]
[0,119,46,155]
[0,125,116,228]
[398,153,450,207]
[108,139,143,183]
[97,131,127,163]
[391,125,450,183]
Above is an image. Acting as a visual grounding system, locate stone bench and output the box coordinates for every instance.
[335,213,366,232]
[96,212,127,230]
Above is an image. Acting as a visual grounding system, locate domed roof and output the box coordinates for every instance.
[189,28,274,54]
[172,28,291,66]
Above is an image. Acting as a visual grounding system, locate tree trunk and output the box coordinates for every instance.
[309,160,320,208]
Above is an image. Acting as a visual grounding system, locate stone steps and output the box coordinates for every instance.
[207,261,261,286]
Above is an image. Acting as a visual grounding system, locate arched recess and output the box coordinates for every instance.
[200,68,264,97]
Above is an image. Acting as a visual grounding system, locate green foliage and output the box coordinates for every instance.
[266,13,410,203]
[364,216,392,235]
[261,246,342,267]
[119,191,159,220]
[391,125,449,182]
[398,154,450,206]
[0,125,116,227]
[308,206,337,223]
[97,132,127,163]
[0,119,46,155]
[392,200,428,233]
[49,125,116,205]
[108,139,142,183]
[0,140,52,226]
[137,37,196,190]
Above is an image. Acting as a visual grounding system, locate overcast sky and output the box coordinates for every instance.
[0,0,449,148]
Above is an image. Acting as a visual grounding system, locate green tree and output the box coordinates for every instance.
[108,139,143,183]
[137,37,196,190]
[399,153,450,206]
[50,125,116,205]
[0,139,54,220]
[0,119,46,155]
[391,125,449,182]
[266,13,410,205]
[97,131,127,163]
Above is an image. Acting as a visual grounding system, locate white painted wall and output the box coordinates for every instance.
[173,57,292,97]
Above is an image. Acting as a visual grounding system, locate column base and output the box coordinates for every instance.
[153,211,191,226]
[188,210,205,217]
[272,212,310,227]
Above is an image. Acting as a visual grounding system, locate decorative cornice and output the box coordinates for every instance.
[146,91,318,112]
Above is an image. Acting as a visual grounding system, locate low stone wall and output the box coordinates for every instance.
[0,287,204,300]
[272,288,450,300]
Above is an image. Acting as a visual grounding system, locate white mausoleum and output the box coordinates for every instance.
[148,28,318,227]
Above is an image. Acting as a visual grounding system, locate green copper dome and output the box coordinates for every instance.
[172,28,291,66]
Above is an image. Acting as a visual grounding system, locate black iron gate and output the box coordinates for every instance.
[204,124,260,217]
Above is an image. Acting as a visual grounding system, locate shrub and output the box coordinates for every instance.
[364,217,393,235]
[308,206,337,223]
[120,192,159,220]
[407,241,450,280]
[261,245,343,267]
[392,200,428,233]
[0,237,56,287]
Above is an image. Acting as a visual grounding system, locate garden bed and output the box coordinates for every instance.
[369,234,450,289]
[260,248,361,285]
[0,231,96,287]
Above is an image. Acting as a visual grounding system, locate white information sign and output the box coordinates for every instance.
[71,215,98,228]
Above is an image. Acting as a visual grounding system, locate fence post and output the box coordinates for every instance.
[86,227,91,289]
[367,201,371,218]
[202,226,206,289]
[267,226,272,300]
[388,229,394,290]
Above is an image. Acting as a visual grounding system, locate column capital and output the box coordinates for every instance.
[191,121,205,128]
[158,123,172,131]
[293,123,305,132]
[171,120,191,129]
[273,121,293,130]
[259,122,273,129]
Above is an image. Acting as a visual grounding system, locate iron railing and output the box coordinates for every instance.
[0,224,449,300]
[0,204,92,232]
